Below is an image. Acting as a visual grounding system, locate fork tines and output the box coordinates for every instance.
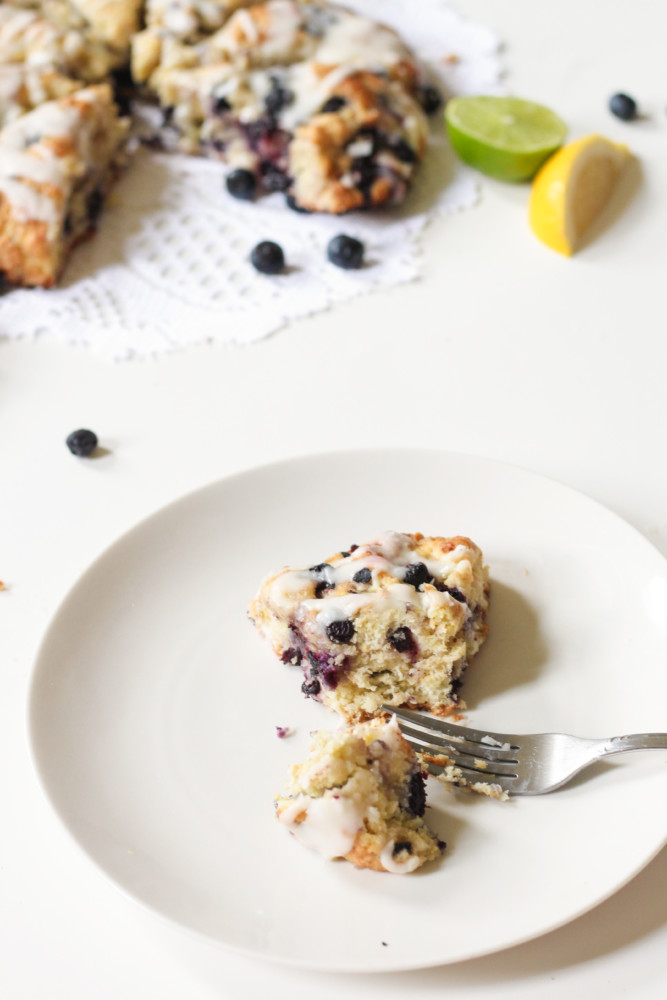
[383,705,520,779]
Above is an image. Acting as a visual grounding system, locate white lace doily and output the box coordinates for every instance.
[0,1,503,359]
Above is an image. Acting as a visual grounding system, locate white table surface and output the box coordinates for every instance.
[2,1,666,995]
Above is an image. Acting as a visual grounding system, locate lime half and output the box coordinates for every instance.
[445,96,568,182]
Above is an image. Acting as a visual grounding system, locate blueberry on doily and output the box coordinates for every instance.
[327,235,364,270]
[250,241,285,274]
[226,169,256,200]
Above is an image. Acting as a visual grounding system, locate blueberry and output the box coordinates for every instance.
[321,96,347,113]
[327,234,365,270]
[315,580,334,598]
[406,772,426,817]
[66,429,98,457]
[446,586,466,603]
[309,563,329,573]
[403,562,431,589]
[353,568,372,584]
[326,619,355,644]
[226,168,257,201]
[301,678,321,696]
[391,138,417,163]
[351,158,377,198]
[285,194,312,213]
[250,241,285,274]
[419,85,443,114]
[387,626,414,653]
[212,95,231,114]
[433,582,467,603]
[609,93,638,121]
[265,80,293,117]
[280,647,302,665]
[87,187,104,223]
[392,841,413,857]
[261,165,289,192]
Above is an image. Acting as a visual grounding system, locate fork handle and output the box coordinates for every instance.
[598,733,667,756]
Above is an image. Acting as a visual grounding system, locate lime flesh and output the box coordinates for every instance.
[445,96,568,182]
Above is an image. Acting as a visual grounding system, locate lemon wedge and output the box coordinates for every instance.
[529,135,632,255]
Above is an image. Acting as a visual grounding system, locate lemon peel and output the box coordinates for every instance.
[529,135,632,255]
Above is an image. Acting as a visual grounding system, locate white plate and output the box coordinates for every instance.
[29,450,667,972]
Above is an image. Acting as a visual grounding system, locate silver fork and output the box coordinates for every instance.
[383,706,667,795]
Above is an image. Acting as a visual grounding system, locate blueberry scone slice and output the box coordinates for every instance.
[275,716,444,872]
[249,531,490,722]
[0,84,128,287]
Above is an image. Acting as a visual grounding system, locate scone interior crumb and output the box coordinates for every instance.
[249,530,490,721]
[275,716,444,873]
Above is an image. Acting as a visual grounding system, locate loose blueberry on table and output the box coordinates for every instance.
[609,93,638,121]
[66,429,98,457]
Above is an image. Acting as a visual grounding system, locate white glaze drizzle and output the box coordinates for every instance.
[379,842,421,874]
[278,794,364,858]
[175,1,420,131]
[0,90,99,233]
[265,530,472,625]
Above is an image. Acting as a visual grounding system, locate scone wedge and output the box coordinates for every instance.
[0,84,128,287]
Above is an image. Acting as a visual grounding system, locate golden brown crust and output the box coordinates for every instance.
[0,85,127,288]
[289,71,427,213]
[343,835,387,872]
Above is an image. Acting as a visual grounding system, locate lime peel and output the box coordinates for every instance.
[445,96,568,182]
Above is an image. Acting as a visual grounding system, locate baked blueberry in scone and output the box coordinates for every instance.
[275,715,444,872]
[131,0,432,212]
[0,84,128,287]
[248,531,490,722]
